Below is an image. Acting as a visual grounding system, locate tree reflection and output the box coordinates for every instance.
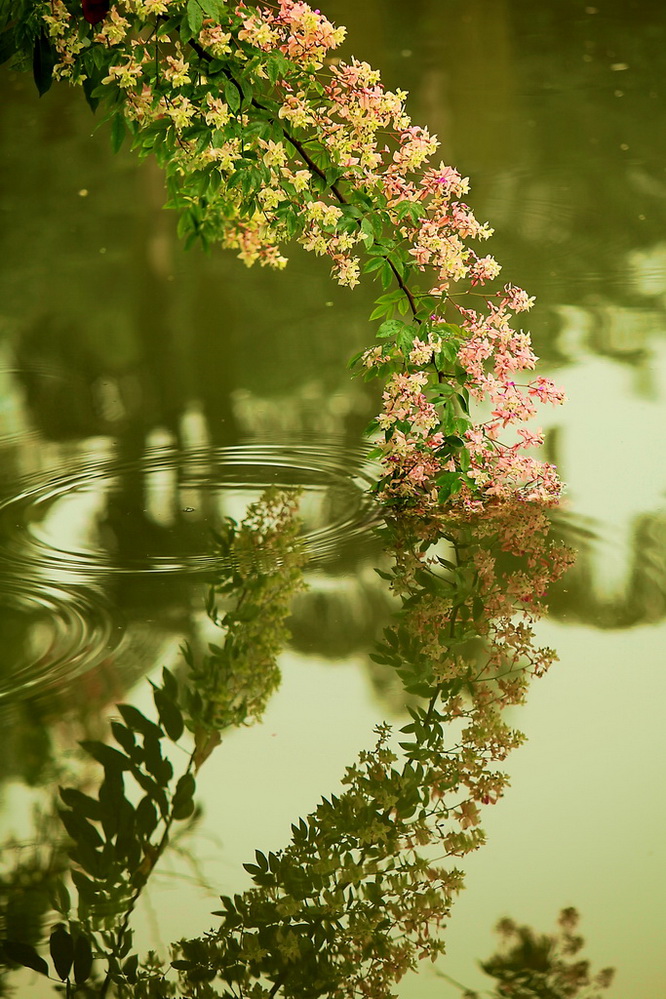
[1,487,307,995]
[476,907,615,999]
[159,501,575,999]
[0,490,591,998]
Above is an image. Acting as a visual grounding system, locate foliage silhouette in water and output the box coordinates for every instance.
[1,489,307,995]
[0,492,591,998]
[3,0,565,510]
[473,908,615,999]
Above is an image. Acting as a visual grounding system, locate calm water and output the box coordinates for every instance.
[1,0,665,995]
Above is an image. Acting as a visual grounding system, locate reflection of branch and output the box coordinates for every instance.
[435,968,477,994]
[54,489,306,997]
[268,972,287,997]
[164,503,575,997]
[99,750,196,998]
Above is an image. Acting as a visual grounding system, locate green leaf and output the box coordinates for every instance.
[266,53,285,85]
[59,787,102,821]
[380,260,394,289]
[360,217,374,246]
[80,741,131,772]
[32,29,55,97]
[0,24,19,68]
[186,0,204,35]
[224,78,241,113]
[377,319,408,340]
[455,391,470,414]
[395,200,424,222]
[153,688,184,742]
[369,302,393,321]
[49,925,74,981]
[73,933,93,985]
[117,704,164,739]
[82,75,100,113]
[437,471,464,502]
[200,0,227,17]
[172,772,196,820]
[110,113,126,154]
[157,15,181,38]
[1,940,49,976]
[390,252,406,279]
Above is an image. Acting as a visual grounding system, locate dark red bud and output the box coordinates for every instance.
[82,0,111,25]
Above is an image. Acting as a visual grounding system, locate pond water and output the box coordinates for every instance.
[1,0,665,996]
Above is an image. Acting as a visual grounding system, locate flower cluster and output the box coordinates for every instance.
[34,0,566,507]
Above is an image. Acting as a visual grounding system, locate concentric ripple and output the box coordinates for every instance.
[0,443,381,577]
[0,579,122,702]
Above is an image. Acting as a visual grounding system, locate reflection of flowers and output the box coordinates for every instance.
[476,908,615,999]
[187,487,307,765]
[164,500,575,999]
[386,499,575,693]
[0,492,580,999]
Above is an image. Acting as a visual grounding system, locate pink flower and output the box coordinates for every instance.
[528,377,566,406]
[468,253,501,286]
[500,283,535,313]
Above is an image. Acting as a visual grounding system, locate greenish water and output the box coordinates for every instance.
[1,1,665,995]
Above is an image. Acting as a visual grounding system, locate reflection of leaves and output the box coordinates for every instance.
[1,939,48,976]
[162,502,576,999]
[479,909,615,999]
[0,25,18,67]
[0,813,71,987]
[49,924,74,981]
[0,489,307,995]
[0,926,94,990]
[153,677,184,742]
[0,493,578,998]
[73,932,93,984]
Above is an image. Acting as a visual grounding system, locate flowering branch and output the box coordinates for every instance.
[1,0,569,515]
